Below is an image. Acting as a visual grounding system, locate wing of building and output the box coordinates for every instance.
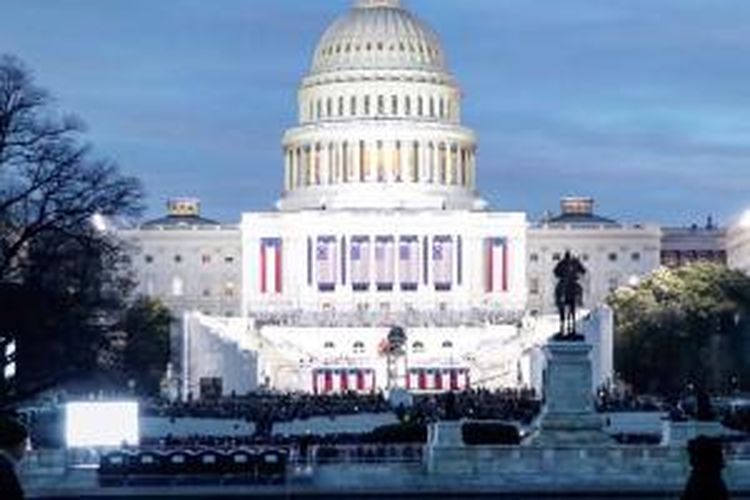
[728,211,750,274]
[118,0,739,399]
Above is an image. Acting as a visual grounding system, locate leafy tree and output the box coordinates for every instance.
[0,55,143,405]
[120,297,172,396]
[608,263,750,396]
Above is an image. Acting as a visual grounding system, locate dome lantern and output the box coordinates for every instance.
[355,0,402,9]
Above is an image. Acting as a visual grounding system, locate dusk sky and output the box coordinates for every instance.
[1,0,748,225]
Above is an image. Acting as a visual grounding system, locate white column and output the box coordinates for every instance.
[401,140,410,183]
[283,148,290,191]
[354,141,362,182]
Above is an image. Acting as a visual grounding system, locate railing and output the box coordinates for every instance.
[249,308,525,328]
[309,444,424,464]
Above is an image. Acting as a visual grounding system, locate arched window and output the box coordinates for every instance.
[172,276,184,297]
[412,341,425,353]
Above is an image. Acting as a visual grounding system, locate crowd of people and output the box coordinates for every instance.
[595,387,665,413]
[143,388,543,428]
[144,392,391,424]
[405,388,541,425]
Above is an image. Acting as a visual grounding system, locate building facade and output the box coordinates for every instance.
[527,198,661,315]
[660,219,726,268]
[123,198,242,318]
[728,211,750,275]
[119,0,741,398]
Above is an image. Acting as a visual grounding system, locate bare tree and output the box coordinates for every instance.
[0,55,144,402]
[0,54,143,282]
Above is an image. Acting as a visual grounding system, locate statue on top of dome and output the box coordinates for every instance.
[355,0,402,9]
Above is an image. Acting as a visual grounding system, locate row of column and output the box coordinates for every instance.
[302,92,460,124]
[284,140,476,191]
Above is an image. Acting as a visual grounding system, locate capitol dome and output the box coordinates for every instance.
[311,0,447,75]
[279,0,482,212]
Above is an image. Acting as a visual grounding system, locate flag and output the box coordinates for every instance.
[486,237,509,292]
[375,236,395,290]
[433,236,453,290]
[399,236,419,290]
[316,236,337,291]
[351,237,371,290]
[260,238,283,294]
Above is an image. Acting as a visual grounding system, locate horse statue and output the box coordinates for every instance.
[553,251,586,340]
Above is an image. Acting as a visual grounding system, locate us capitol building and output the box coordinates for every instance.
[121,0,749,399]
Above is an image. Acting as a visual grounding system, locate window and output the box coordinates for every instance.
[442,340,454,349]
[608,253,618,262]
[552,253,561,262]
[405,96,411,116]
[529,253,539,263]
[631,252,641,262]
[201,254,211,265]
[364,96,370,115]
[353,341,365,354]
[145,255,154,264]
[608,278,619,291]
[324,341,335,349]
[225,256,235,264]
[412,341,425,354]
[350,96,356,116]
[224,282,235,297]
[202,288,211,297]
[391,95,398,115]
[172,277,184,297]
[174,255,183,264]
[338,96,344,116]
[377,95,385,115]
[529,278,540,295]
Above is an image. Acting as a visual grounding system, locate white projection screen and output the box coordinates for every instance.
[65,401,140,447]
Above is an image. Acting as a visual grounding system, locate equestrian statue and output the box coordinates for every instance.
[553,251,586,341]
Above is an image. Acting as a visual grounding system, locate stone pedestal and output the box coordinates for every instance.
[663,420,737,447]
[528,341,612,446]
[428,420,464,448]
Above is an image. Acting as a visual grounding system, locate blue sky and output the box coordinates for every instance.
[1,0,748,225]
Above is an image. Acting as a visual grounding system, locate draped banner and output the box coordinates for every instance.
[433,236,454,291]
[316,236,337,292]
[375,236,395,291]
[350,236,371,291]
[260,238,283,294]
[407,368,470,392]
[399,236,420,291]
[313,368,375,394]
[485,237,509,293]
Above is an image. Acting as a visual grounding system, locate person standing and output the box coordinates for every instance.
[0,417,28,500]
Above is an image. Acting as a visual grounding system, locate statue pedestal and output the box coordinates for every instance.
[428,420,464,448]
[663,420,736,447]
[528,341,611,446]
